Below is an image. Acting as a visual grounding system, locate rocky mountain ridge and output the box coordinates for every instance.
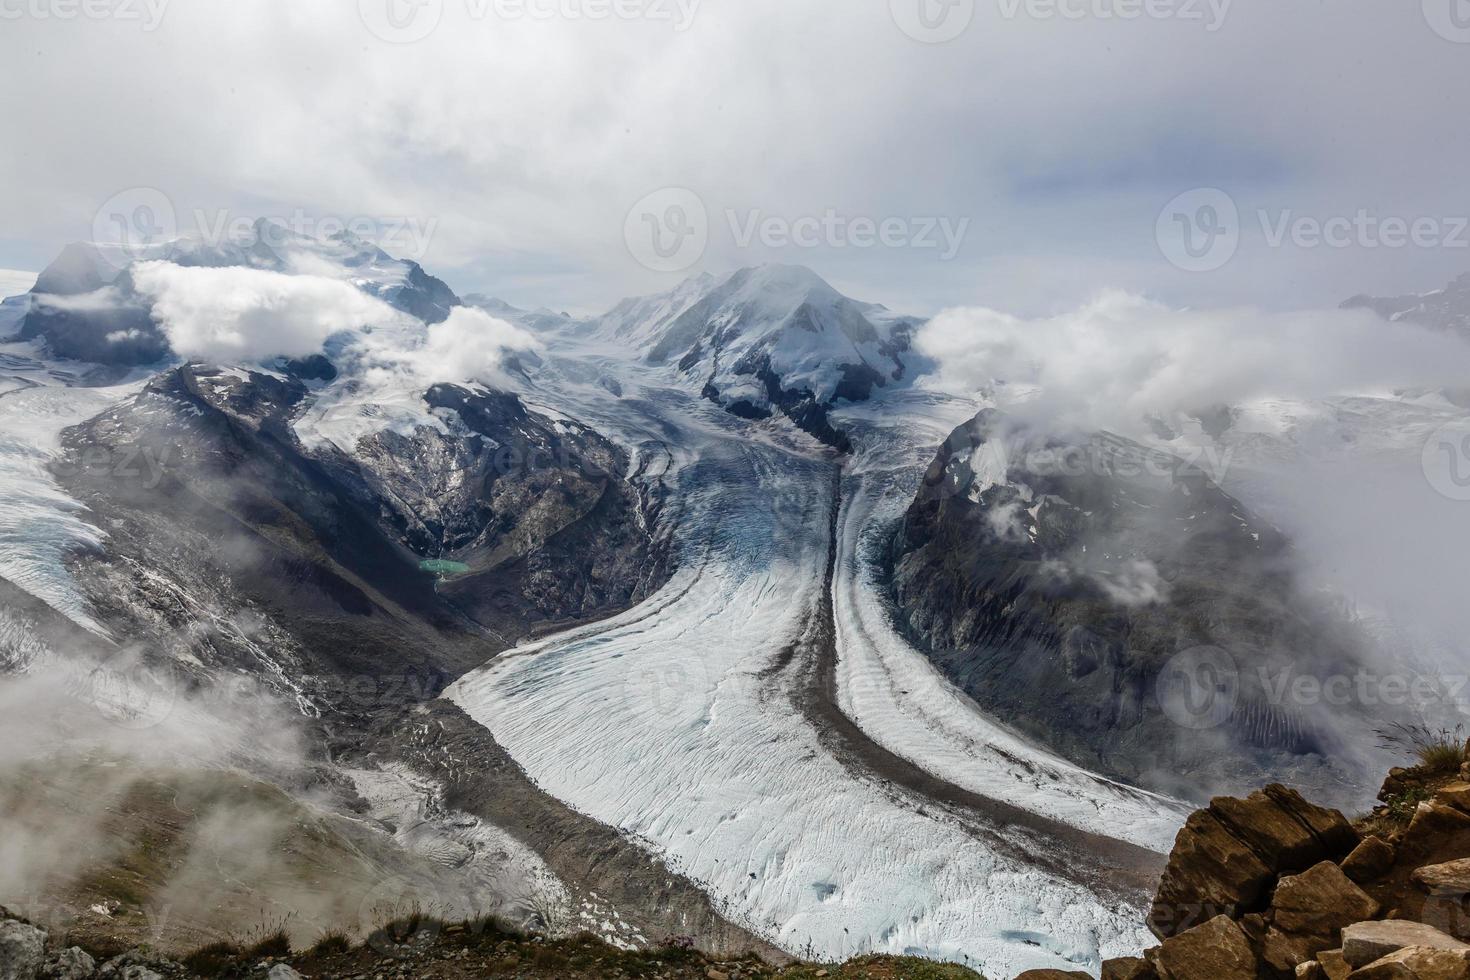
[886,408,1382,806]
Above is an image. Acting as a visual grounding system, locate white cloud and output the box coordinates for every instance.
[130,261,402,363]
[409,305,538,388]
[915,291,1470,436]
[2,3,1466,314]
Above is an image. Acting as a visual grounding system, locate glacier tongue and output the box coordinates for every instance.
[0,340,148,633]
[446,356,1169,977]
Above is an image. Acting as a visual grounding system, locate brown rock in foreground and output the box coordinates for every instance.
[1101,956,1156,980]
[1272,862,1381,936]
[1346,945,1470,980]
[1343,838,1398,884]
[1342,922,1470,969]
[1150,786,1358,940]
[1412,860,1470,897]
[1151,915,1260,980]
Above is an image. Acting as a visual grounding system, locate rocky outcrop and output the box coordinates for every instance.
[0,918,46,980]
[888,409,1379,806]
[1150,785,1359,938]
[0,910,175,980]
[1110,759,1470,980]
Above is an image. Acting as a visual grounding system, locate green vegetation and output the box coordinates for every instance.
[419,558,471,576]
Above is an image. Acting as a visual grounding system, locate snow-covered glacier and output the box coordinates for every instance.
[447,338,1187,978]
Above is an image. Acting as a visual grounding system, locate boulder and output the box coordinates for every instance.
[1151,787,1357,939]
[1268,927,1329,974]
[1343,838,1399,884]
[1321,949,1353,980]
[1271,862,1381,935]
[0,919,47,980]
[96,953,165,980]
[1414,861,1470,897]
[266,967,302,980]
[1346,946,1470,980]
[41,947,95,980]
[1102,957,1157,980]
[1399,805,1470,866]
[1434,784,1470,815]
[1342,922,1470,969]
[1299,963,1327,980]
[1153,915,1261,980]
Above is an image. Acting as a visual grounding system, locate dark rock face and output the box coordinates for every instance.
[18,269,169,365]
[1342,273,1470,338]
[48,365,663,714]
[887,409,1376,804]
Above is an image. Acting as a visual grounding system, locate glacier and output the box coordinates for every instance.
[446,332,1184,977]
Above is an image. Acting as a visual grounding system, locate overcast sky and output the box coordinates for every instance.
[2,0,1468,316]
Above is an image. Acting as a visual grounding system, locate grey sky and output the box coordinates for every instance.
[2,0,1468,316]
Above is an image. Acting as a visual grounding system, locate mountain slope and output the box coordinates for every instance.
[52,363,660,691]
[887,409,1382,806]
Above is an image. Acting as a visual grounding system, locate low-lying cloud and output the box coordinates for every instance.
[915,290,1470,436]
[131,261,402,363]
[403,305,538,389]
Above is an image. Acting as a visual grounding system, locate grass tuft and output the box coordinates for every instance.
[180,940,243,977]
[1378,723,1468,774]
[306,928,352,958]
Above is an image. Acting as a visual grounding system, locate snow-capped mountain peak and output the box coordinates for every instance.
[594,263,919,450]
